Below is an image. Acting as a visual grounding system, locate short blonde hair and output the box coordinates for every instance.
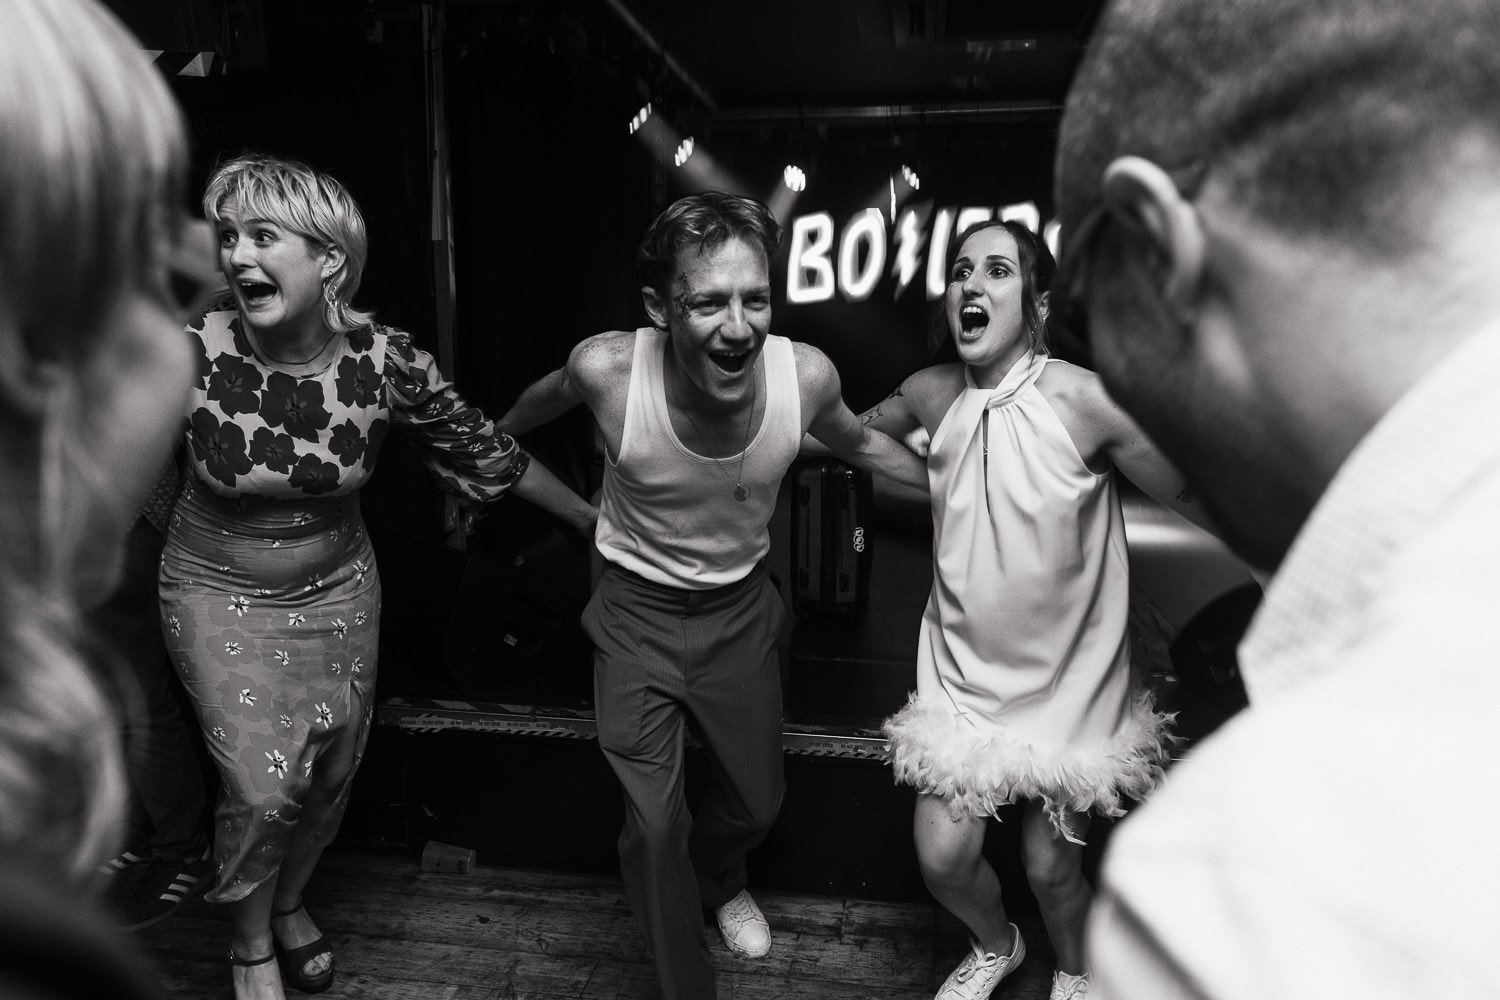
[204,154,375,333]
[0,0,188,886]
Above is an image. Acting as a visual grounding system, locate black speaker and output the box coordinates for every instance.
[790,458,875,619]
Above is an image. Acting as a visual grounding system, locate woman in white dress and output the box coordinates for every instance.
[864,221,1200,1000]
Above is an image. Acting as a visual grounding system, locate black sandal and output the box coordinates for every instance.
[228,948,275,967]
[269,903,334,994]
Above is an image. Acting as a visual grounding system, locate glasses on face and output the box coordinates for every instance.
[159,217,225,322]
[1048,158,1210,366]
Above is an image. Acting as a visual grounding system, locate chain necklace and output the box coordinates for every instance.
[672,366,756,503]
[251,327,341,367]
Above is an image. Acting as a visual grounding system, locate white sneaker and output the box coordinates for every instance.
[714,889,772,958]
[1050,971,1090,1000]
[936,924,1025,1000]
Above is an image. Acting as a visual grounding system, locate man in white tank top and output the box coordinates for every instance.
[499,192,927,1000]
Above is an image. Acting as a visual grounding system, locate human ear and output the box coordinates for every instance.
[1099,156,1206,326]
[320,244,346,279]
[640,284,670,330]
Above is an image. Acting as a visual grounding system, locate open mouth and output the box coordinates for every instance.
[959,304,988,331]
[711,349,751,374]
[238,280,277,307]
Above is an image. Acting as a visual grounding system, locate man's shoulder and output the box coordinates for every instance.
[1117,624,1491,859]
[787,339,836,390]
[1103,648,1500,994]
[570,329,643,381]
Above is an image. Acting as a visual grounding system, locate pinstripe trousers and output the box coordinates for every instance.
[583,561,787,1000]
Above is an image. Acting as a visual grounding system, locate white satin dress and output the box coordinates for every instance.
[883,352,1172,841]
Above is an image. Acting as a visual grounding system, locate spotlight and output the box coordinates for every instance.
[783,164,806,192]
[627,102,652,135]
[674,136,695,167]
[901,164,921,191]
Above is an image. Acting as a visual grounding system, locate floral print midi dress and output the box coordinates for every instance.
[161,306,530,902]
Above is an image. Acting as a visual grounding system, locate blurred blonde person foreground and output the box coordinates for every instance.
[0,0,211,997]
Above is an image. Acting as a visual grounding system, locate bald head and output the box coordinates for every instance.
[1052,0,1500,572]
[1057,0,1500,256]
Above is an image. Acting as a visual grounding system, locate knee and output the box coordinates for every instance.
[308,754,355,800]
[623,805,691,859]
[1022,849,1084,901]
[739,775,785,835]
[916,836,975,893]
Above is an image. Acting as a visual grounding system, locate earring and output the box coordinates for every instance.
[322,276,337,309]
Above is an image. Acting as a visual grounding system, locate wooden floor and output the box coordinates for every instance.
[139,849,1062,999]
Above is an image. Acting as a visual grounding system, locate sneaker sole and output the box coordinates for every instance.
[722,937,772,959]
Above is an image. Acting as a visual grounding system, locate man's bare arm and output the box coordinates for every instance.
[802,382,922,457]
[799,346,929,490]
[497,365,585,437]
[511,457,598,535]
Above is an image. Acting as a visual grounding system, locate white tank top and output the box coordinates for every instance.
[595,328,802,590]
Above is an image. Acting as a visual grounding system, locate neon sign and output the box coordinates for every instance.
[785,200,1060,305]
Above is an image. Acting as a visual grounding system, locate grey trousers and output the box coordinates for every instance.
[583,561,787,1000]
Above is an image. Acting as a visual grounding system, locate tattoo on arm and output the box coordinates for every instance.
[858,386,904,425]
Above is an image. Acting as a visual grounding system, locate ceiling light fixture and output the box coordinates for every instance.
[627,101,652,135]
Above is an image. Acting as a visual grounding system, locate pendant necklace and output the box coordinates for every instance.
[674,367,756,503]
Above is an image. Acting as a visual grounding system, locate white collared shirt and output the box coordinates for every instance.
[1087,316,1500,999]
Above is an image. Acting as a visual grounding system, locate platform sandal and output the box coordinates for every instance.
[269,903,334,994]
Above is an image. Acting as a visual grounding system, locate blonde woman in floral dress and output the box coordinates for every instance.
[161,155,594,1000]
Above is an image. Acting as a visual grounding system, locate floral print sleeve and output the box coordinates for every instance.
[383,330,531,507]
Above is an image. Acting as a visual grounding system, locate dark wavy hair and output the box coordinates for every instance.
[636,191,783,296]
[928,219,1056,355]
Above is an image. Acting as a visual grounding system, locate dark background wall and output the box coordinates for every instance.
[98,0,1253,900]
[108,0,1071,710]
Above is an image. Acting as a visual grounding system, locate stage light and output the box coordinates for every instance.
[901,164,921,191]
[783,165,807,192]
[674,136,695,167]
[627,101,652,135]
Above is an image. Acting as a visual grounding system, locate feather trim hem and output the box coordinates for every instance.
[882,694,1177,843]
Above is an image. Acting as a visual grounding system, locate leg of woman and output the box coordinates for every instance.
[1019,801,1092,976]
[228,878,285,1000]
[267,704,367,981]
[914,793,1016,956]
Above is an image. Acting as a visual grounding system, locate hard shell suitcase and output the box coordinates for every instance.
[790,458,874,618]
